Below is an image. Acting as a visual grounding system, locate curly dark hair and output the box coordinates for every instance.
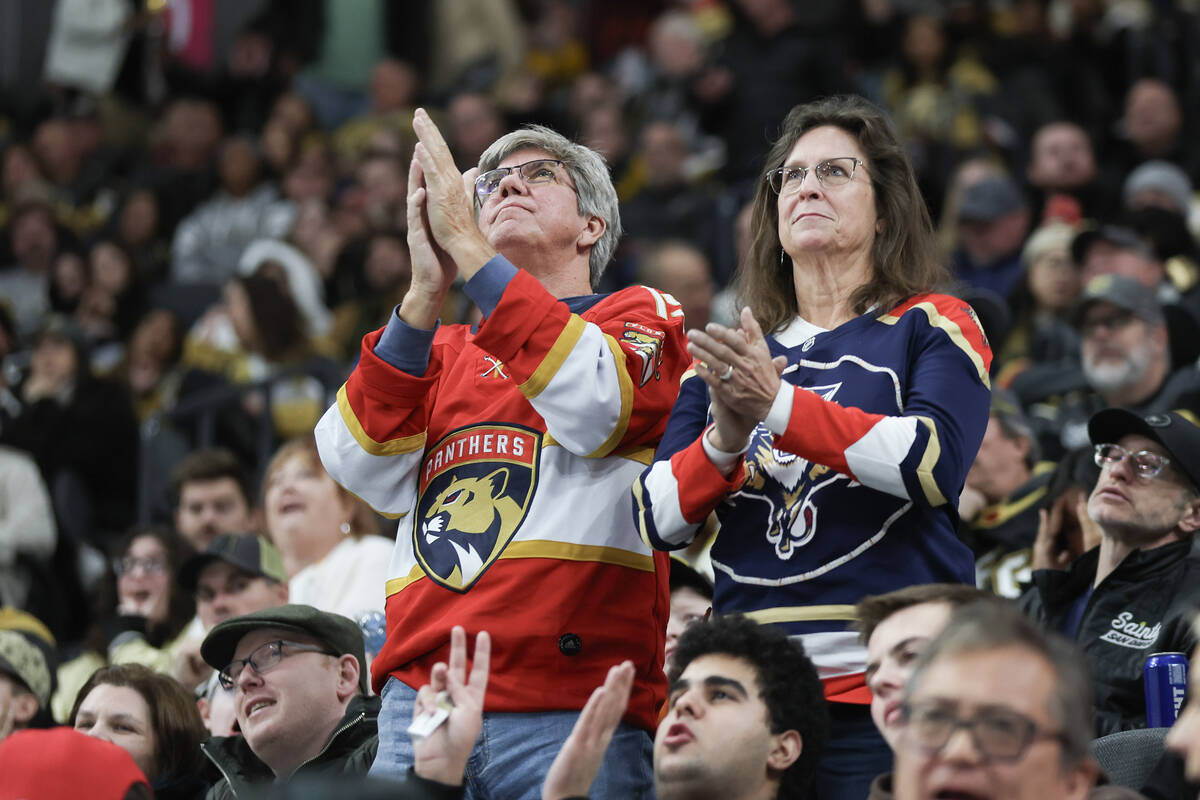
[667,614,829,799]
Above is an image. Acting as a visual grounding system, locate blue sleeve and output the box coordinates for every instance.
[373,310,438,376]
[464,255,520,317]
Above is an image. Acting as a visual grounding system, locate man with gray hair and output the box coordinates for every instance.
[314,109,690,795]
[893,601,1099,800]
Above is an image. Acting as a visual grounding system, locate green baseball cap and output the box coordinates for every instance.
[200,604,369,694]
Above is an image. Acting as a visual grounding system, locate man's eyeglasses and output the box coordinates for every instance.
[218,640,336,690]
[1094,442,1171,479]
[902,701,1068,762]
[474,159,569,201]
[766,157,863,195]
[1080,309,1137,338]
[113,556,168,577]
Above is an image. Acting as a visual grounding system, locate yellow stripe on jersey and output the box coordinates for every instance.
[632,478,656,551]
[385,563,427,596]
[913,416,948,507]
[519,315,587,398]
[879,302,991,389]
[501,540,656,571]
[744,605,859,624]
[586,333,635,458]
[336,385,427,456]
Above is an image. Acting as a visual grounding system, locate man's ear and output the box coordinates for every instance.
[766,729,802,773]
[11,692,38,726]
[1177,494,1200,533]
[1061,757,1099,799]
[577,215,605,249]
[335,654,360,701]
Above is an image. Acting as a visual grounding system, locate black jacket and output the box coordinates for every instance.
[1023,537,1200,736]
[202,695,380,799]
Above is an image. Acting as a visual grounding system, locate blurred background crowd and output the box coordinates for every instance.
[0,0,1199,745]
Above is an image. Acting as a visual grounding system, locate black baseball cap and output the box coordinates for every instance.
[178,534,288,592]
[200,604,369,694]
[1070,274,1165,328]
[1070,224,1156,266]
[1088,409,1200,491]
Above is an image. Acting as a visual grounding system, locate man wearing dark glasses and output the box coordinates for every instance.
[1024,408,1200,735]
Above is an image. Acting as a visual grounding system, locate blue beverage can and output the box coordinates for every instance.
[1144,651,1189,727]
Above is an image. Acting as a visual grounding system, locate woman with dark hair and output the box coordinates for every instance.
[634,94,992,799]
[52,526,195,723]
[70,663,209,799]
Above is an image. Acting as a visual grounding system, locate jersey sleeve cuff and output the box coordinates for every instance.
[765,381,794,435]
[374,308,437,375]
[701,425,750,473]
[464,254,520,317]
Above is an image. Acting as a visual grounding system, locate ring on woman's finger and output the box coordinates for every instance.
[719,364,734,381]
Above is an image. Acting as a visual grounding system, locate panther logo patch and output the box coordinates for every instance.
[621,322,666,387]
[414,424,540,592]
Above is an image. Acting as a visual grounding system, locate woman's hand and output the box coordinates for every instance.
[687,307,787,451]
[412,626,491,786]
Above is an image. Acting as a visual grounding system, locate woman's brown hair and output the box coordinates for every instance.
[738,94,949,333]
[69,663,206,783]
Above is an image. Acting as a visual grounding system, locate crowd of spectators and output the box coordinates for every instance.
[2,0,1200,797]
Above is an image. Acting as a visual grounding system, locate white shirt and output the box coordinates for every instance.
[288,535,394,622]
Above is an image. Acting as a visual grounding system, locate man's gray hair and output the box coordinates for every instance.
[904,600,1094,769]
[478,125,621,289]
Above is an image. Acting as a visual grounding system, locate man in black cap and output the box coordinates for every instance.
[1024,408,1200,734]
[950,175,1032,298]
[1013,273,1200,459]
[174,534,291,721]
[200,604,380,796]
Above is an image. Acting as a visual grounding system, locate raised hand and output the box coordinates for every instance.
[412,626,491,786]
[542,661,635,800]
[400,152,460,330]
[411,108,496,278]
[687,306,787,452]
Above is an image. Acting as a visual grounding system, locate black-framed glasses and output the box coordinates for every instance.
[1079,309,1137,338]
[766,157,863,195]
[902,701,1068,762]
[474,159,569,201]
[218,640,336,690]
[112,556,168,577]
[1094,443,1171,479]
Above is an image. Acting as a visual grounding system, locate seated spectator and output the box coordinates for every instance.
[328,231,412,361]
[635,240,715,332]
[1024,409,1200,734]
[262,435,391,620]
[664,558,713,675]
[0,727,153,799]
[1026,446,1103,574]
[949,176,1032,298]
[53,526,195,723]
[1014,275,1200,458]
[892,601,1099,799]
[1,315,139,550]
[70,663,209,799]
[959,392,1055,598]
[1116,79,1198,184]
[855,583,992,798]
[170,136,294,286]
[111,307,186,423]
[171,448,259,552]
[542,613,830,800]
[992,221,1081,385]
[0,625,54,741]
[0,195,61,338]
[0,444,57,609]
[1122,161,1194,218]
[1025,120,1119,223]
[198,605,378,792]
[172,534,290,692]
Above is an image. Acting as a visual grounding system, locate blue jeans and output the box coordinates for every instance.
[815,702,893,800]
[371,676,656,799]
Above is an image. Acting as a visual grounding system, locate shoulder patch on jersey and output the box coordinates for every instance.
[878,294,992,389]
[621,321,667,386]
[413,424,541,592]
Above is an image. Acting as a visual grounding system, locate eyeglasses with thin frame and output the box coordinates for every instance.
[766,157,864,195]
[1080,309,1137,338]
[113,556,168,577]
[474,159,570,202]
[901,701,1069,762]
[218,639,336,690]
[1094,442,1171,480]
